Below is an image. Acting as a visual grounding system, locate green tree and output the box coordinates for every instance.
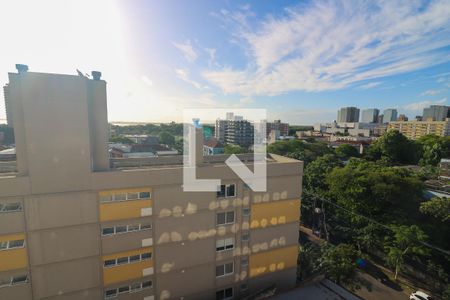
[335,144,360,160]
[418,135,450,166]
[366,130,421,164]
[304,154,341,194]
[318,243,362,290]
[384,225,429,280]
[420,197,450,222]
[224,144,247,154]
[159,131,175,146]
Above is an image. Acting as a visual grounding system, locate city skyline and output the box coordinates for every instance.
[1,0,450,125]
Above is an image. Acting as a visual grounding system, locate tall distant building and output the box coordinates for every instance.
[361,109,379,123]
[266,120,289,137]
[215,119,228,143]
[337,107,360,123]
[383,109,398,122]
[225,119,254,147]
[0,67,303,300]
[3,84,12,127]
[397,114,408,121]
[422,105,450,121]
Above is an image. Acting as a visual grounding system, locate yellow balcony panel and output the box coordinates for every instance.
[100,199,152,222]
[250,199,300,229]
[103,260,153,285]
[249,245,298,278]
[0,233,28,272]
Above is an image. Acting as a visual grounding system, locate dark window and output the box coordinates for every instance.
[127,192,139,200]
[242,232,250,241]
[130,254,140,263]
[102,227,114,236]
[240,283,248,291]
[8,239,24,249]
[241,257,248,267]
[141,223,152,230]
[242,207,250,216]
[113,194,126,201]
[216,287,233,300]
[217,185,226,197]
[105,289,117,298]
[115,225,127,234]
[3,202,22,212]
[139,192,151,199]
[128,224,140,232]
[142,280,152,289]
[130,282,141,291]
[217,212,226,225]
[0,241,8,250]
[104,259,116,267]
[141,252,152,260]
[11,275,27,285]
[118,286,130,294]
[225,262,234,274]
[226,184,235,197]
[226,211,235,223]
[100,196,111,202]
[117,257,129,265]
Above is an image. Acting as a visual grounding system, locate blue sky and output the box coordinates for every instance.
[1,0,450,124]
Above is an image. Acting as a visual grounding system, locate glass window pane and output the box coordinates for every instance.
[217,213,225,225]
[217,185,226,197]
[9,239,24,249]
[0,203,4,211]
[113,194,126,201]
[225,262,233,274]
[226,212,235,223]
[104,259,116,267]
[243,208,250,216]
[130,282,141,291]
[140,223,152,230]
[102,227,114,236]
[242,232,249,241]
[11,275,27,284]
[105,289,117,298]
[142,280,152,288]
[127,193,139,200]
[225,287,233,297]
[100,196,111,202]
[241,283,248,291]
[4,203,21,212]
[141,252,151,260]
[241,257,248,267]
[216,265,224,277]
[139,192,151,199]
[117,257,129,265]
[216,290,225,300]
[226,184,235,197]
[130,254,140,262]
[115,226,127,234]
[0,241,8,250]
[128,224,140,232]
[118,286,130,293]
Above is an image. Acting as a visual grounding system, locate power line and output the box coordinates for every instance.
[303,190,450,256]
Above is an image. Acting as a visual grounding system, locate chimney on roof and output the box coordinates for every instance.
[91,71,102,80]
[15,64,28,74]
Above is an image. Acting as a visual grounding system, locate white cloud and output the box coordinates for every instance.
[403,97,448,111]
[420,89,443,96]
[173,40,198,62]
[203,0,450,96]
[358,82,382,89]
[175,68,202,89]
[141,76,153,87]
[239,97,254,105]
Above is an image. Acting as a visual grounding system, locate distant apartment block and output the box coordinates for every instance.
[361,109,379,123]
[383,109,398,122]
[397,114,408,121]
[0,66,303,300]
[388,119,450,139]
[266,120,289,137]
[215,114,255,148]
[337,107,360,123]
[422,105,450,121]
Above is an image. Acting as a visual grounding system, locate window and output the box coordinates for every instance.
[240,283,248,291]
[1,202,22,212]
[141,252,152,260]
[11,275,27,285]
[127,193,139,200]
[242,207,250,216]
[100,196,111,203]
[118,286,130,294]
[104,259,116,267]
[102,227,114,236]
[142,280,152,289]
[226,184,235,197]
[216,238,234,252]
[128,224,140,232]
[8,240,24,249]
[112,193,127,201]
[115,225,127,234]
[140,222,152,230]
[217,211,235,226]
[129,254,140,263]
[117,257,129,265]
[216,287,233,300]
[241,257,248,267]
[242,232,250,242]
[105,289,117,299]
[130,282,141,292]
[0,241,7,250]
[216,262,234,277]
[139,192,151,199]
[217,184,236,198]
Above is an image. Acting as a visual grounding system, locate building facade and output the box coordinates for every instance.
[0,68,303,300]
[383,109,398,123]
[337,107,360,123]
[361,109,379,123]
[266,120,289,137]
[388,120,450,139]
[422,105,450,121]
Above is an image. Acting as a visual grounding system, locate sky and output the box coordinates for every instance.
[0,0,450,125]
